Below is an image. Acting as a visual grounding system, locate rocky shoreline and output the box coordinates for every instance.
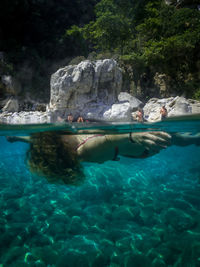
[1,95,200,125]
[1,59,200,124]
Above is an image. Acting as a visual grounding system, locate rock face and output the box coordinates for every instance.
[49,59,122,119]
[0,57,200,124]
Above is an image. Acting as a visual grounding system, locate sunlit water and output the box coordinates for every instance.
[0,117,200,266]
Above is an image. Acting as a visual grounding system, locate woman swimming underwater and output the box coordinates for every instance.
[7,131,200,185]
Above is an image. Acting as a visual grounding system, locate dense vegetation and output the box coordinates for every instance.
[1,0,200,101]
[66,0,200,99]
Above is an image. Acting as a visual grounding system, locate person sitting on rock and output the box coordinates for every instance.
[67,114,73,123]
[6,130,200,185]
[136,108,144,122]
[77,115,84,123]
[160,106,168,120]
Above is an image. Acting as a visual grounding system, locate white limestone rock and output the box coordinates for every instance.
[103,102,132,121]
[118,92,142,110]
[49,59,122,114]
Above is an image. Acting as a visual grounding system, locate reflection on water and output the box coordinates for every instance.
[0,117,200,266]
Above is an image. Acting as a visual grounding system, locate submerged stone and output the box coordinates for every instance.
[68,216,88,235]
[152,257,167,267]
[125,252,151,267]
[56,250,89,267]
[164,208,197,232]
[2,246,26,265]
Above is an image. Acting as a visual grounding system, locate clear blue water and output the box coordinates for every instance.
[1,118,200,266]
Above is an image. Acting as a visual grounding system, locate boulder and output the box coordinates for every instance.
[49,59,122,118]
[164,207,196,232]
[118,92,142,110]
[168,96,191,116]
[103,102,132,121]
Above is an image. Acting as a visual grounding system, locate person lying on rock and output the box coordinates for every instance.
[6,131,200,185]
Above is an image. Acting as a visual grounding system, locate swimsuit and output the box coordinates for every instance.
[76,134,119,161]
[76,134,103,150]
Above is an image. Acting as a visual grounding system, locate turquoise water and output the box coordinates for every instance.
[1,118,200,266]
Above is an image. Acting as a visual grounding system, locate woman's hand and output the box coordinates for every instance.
[130,131,172,157]
[119,131,171,159]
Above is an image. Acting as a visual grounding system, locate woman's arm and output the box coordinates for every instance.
[76,131,172,163]
[108,131,172,158]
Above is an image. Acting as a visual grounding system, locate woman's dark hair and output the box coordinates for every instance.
[27,131,84,185]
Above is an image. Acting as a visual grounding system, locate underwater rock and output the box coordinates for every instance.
[31,246,58,265]
[182,192,200,208]
[140,204,158,226]
[112,205,135,221]
[0,231,22,250]
[47,221,68,239]
[98,239,121,266]
[115,237,133,253]
[152,257,167,267]
[154,245,178,266]
[68,215,88,235]
[133,231,161,254]
[125,252,151,267]
[58,235,100,266]
[2,246,26,265]
[79,184,100,202]
[171,198,194,211]
[106,228,131,243]
[56,250,89,267]
[164,208,197,232]
[66,206,84,218]
[91,253,110,267]
[83,204,106,216]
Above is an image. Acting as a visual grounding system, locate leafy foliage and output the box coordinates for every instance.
[65,0,200,98]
